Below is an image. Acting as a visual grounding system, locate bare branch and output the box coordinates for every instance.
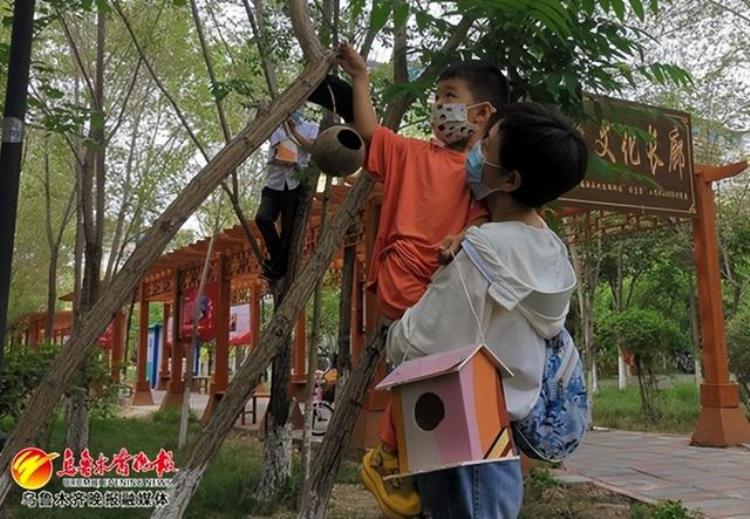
[189,0,232,142]
[56,9,97,106]
[112,0,211,162]
[242,0,279,97]
[105,58,143,144]
[190,0,265,265]
[290,0,325,61]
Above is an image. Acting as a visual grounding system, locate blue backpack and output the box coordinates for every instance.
[512,329,589,464]
[461,241,589,465]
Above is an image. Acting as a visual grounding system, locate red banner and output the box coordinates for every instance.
[180,283,219,342]
[98,321,115,350]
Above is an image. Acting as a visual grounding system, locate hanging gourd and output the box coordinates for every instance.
[311,125,365,177]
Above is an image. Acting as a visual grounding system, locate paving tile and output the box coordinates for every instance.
[564,430,750,518]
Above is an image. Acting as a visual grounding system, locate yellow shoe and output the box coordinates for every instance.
[360,445,421,518]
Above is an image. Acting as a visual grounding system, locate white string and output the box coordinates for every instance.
[399,245,488,365]
[450,246,489,348]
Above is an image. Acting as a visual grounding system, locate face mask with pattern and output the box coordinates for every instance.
[430,102,495,145]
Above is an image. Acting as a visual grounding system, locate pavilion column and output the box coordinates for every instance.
[162,268,184,408]
[203,255,230,421]
[350,259,364,364]
[110,310,125,382]
[691,166,750,446]
[157,303,171,390]
[291,310,307,384]
[132,285,154,405]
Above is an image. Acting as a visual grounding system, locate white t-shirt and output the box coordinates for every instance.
[265,120,319,191]
[386,221,576,421]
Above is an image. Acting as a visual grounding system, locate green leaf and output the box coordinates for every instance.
[415,11,429,30]
[369,0,393,34]
[394,1,409,28]
[610,0,626,20]
[350,0,365,21]
[629,0,645,20]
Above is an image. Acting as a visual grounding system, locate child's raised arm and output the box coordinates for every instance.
[335,43,377,143]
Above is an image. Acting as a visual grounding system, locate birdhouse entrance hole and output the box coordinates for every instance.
[337,128,362,150]
[414,392,444,431]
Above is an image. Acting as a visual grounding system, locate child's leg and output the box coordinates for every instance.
[361,400,420,517]
[377,401,398,451]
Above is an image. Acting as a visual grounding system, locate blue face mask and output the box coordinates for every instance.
[465,140,502,200]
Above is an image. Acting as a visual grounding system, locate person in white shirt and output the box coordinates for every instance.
[255,111,319,280]
[380,102,588,518]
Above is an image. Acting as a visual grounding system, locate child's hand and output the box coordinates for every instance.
[336,43,368,80]
[437,235,463,265]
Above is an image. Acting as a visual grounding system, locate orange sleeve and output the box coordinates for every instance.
[365,125,411,182]
[467,198,489,227]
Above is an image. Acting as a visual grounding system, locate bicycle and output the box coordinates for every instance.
[311,369,335,437]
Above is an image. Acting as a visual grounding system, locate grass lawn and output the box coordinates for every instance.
[593,378,701,434]
[1,405,701,518]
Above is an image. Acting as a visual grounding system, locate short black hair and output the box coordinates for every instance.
[438,61,510,125]
[496,102,588,208]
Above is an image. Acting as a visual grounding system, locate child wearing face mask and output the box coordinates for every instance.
[335,43,510,518]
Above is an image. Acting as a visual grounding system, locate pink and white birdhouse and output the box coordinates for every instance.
[376,344,517,477]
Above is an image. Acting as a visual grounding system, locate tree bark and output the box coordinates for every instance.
[257,163,320,500]
[0,53,334,507]
[297,322,389,518]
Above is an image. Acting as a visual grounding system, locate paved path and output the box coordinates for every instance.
[555,429,750,518]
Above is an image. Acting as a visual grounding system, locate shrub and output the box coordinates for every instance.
[0,343,59,423]
[598,308,686,420]
[727,305,750,409]
[0,344,119,427]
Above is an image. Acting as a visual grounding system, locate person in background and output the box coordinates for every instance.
[255,111,319,280]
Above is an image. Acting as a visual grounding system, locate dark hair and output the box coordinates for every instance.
[496,102,588,208]
[438,61,510,126]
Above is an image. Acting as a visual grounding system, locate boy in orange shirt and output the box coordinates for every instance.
[335,43,510,517]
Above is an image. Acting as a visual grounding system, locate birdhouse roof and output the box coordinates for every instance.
[376,344,513,391]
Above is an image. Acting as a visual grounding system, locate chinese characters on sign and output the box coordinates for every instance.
[15,447,176,510]
[55,447,176,479]
[560,95,696,218]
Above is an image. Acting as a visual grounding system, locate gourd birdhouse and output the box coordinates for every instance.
[311,125,364,177]
[376,344,517,478]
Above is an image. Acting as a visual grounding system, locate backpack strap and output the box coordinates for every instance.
[460,241,495,284]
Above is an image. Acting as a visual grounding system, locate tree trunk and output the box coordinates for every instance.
[64,364,90,454]
[180,217,221,449]
[297,322,389,518]
[66,8,106,456]
[45,249,58,342]
[0,54,334,507]
[257,166,320,501]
